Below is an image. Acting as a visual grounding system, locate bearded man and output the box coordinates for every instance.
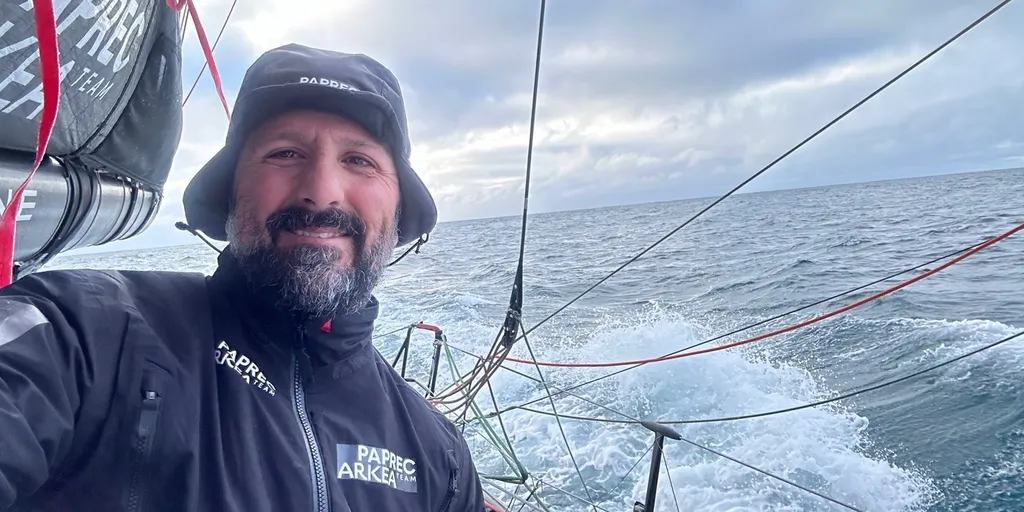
[0,43,485,512]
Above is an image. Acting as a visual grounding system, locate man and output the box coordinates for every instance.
[0,44,486,511]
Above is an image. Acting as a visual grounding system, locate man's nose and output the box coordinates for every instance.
[296,152,350,208]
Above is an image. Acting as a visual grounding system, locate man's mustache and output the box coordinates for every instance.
[265,206,366,241]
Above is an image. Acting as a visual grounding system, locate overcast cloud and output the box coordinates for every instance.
[77,0,1024,253]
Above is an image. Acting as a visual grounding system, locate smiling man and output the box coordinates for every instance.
[224,109,402,318]
[0,44,486,511]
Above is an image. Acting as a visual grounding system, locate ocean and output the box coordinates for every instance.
[45,167,1024,511]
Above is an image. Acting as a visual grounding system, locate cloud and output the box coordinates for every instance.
[76,0,1024,253]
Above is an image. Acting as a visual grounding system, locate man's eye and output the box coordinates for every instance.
[268,149,299,159]
[344,155,374,167]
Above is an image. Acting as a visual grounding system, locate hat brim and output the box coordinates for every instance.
[182,83,436,246]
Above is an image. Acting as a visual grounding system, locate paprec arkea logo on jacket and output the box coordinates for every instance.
[214,340,277,396]
[336,443,418,493]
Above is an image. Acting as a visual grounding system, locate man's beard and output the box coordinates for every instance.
[226,202,397,319]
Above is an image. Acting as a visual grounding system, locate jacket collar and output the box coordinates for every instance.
[209,247,378,367]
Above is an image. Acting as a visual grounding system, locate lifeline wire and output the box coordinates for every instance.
[508,0,1016,345]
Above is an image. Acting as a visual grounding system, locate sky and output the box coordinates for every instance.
[70,0,1024,254]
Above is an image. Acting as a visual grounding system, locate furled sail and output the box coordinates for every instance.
[0,0,183,278]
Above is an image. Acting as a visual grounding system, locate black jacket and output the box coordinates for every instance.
[0,250,484,511]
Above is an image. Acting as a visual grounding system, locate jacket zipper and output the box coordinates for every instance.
[127,387,162,512]
[438,450,460,512]
[292,340,330,512]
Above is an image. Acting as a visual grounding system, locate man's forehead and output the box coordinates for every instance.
[248,111,386,151]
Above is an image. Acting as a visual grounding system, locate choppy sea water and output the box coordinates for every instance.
[46,168,1024,511]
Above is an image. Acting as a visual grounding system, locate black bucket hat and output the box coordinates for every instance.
[182,43,436,247]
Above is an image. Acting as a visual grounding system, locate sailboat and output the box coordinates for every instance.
[2,1,1021,511]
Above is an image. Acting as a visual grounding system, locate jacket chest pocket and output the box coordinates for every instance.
[124,364,168,512]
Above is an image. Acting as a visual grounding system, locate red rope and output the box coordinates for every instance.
[169,0,230,118]
[503,221,1024,368]
[182,0,237,107]
[0,0,61,287]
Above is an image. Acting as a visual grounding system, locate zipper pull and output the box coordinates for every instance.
[294,325,315,384]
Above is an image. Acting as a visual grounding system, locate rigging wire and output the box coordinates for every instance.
[609,443,655,498]
[448,343,636,423]
[502,330,1024,426]
[659,447,681,512]
[513,486,539,512]
[505,0,1016,346]
[178,3,191,41]
[168,0,231,118]
[182,0,239,107]
[441,0,551,416]
[480,482,549,512]
[492,0,548,353]
[374,323,419,339]
[675,436,861,511]
[456,321,1001,509]
[519,322,600,512]
[512,0,546,306]
[489,477,613,512]
[502,221,1023,368]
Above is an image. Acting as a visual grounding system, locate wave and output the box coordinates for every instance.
[465,307,937,511]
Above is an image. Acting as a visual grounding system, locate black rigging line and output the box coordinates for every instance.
[509,0,1015,345]
[174,222,223,254]
[504,330,1024,425]
[387,234,428,266]
[497,0,548,350]
[479,236,994,416]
